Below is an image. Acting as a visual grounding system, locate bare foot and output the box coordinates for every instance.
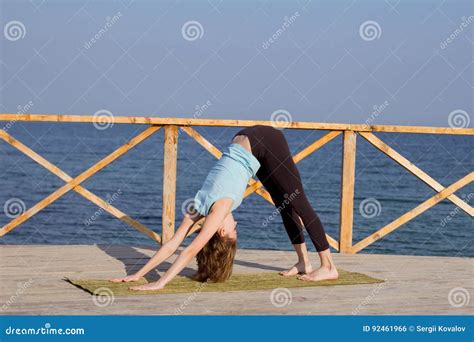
[298,265,338,282]
[129,282,163,291]
[279,261,313,277]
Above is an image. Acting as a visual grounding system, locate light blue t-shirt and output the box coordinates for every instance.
[193,144,260,216]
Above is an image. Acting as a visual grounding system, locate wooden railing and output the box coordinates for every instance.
[0,114,472,253]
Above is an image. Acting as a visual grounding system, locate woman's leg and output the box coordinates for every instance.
[263,145,331,253]
[284,190,337,280]
[279,242,313,276]
[290,190,330,252]
[263,131,338,281]
[240,126,338,280]
[262,179,312,275]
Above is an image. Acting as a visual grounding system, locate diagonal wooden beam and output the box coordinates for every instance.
[0,129,161,243]
[180,126,340,250]
[0,126,161,237]
[360,132,473,217]
[326,234,339,251]
[180,126,223,159]
[351,172,474,253]
[293,131,342,163]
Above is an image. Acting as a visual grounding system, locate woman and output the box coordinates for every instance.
[111,137,260,290]
[234,125,338,281]
[111,126,337,290]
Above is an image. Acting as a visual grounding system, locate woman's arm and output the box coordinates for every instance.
[130,198,232,290]
[110,212,202,283]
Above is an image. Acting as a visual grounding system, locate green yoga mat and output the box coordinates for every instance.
[66,270,383,296]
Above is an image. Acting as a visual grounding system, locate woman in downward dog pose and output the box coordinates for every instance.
[111,125,337,290]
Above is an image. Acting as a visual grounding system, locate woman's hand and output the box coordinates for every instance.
[129,282,164,291]
[110,274,141,283]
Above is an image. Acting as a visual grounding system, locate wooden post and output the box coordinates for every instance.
[339,130,357,253]
[162,125,178,244]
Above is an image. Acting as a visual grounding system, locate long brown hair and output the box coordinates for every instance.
[194,232,237,282]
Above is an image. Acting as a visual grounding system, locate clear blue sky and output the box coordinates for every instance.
[0,0,472,127]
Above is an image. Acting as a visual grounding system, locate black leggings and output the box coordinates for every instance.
[234,125,330,252]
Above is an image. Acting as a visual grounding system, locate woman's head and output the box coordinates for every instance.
[195,215,237,282]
